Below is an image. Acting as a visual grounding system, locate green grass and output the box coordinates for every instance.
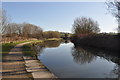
[14,40,31,44]
[30,40,43,43]
[22,40,44,57]
[1,43,16,57]
[22,44,37,57]
[1,40,37,57]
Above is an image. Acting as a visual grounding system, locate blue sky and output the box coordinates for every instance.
[2,2,118,33]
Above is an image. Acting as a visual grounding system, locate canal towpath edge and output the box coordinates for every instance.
[2,41,57,79]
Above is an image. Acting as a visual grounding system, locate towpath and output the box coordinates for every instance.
[2,42,56,79]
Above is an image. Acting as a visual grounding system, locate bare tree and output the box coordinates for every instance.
[0,9,2,35]
[22,23,43,39]
[4,23,19,37]
[32,25,43,39]
[72,17,100,35]
[1,9,9,34]
[106,0,120,33]
[16,23,24,36]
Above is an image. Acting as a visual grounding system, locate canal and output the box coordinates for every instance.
[34,40,120,78]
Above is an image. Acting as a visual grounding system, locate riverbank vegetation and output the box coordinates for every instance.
[1,40,38,57]
[2,43,15,56]
[1,38,62,56]
[71,16,120,52]
[22,44,36,57]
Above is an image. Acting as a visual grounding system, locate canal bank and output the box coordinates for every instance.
[71,34,120,52]
[3,38,119,79]
[2,38,62,79]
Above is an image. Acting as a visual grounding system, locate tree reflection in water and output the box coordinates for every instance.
[31,41,120,79]
[71,47,97,64]
[72,45,120,79]
[44,41,61,48]
[32,40,61,56]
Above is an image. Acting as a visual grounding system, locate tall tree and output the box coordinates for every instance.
[72,17,100,35]
[106,0,120,33]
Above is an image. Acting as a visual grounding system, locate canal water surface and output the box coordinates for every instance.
[36,41,120,78]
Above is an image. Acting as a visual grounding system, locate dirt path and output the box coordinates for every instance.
[2,42,33,79]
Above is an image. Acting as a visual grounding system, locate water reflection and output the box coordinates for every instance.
[72,45,120,79]
[72,47,97,64]
[108,64,119,78]
[32,40,62,56]
[33,40,120,78]
[72,45,120,65]
[44,41,61,48]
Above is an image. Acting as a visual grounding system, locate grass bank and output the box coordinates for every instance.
[1,38,62,57]
[71,35,120,52]
[1,40,41,57]
[1,38,60,78]
[22,44,36,57]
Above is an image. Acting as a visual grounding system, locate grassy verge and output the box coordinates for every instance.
[1,38,62,57]
[22,40,43,57]
[1,43,16,57]
[22,44,36,57]
[1,40,39,57]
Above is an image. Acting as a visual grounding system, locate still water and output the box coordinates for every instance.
[35,41,120,78]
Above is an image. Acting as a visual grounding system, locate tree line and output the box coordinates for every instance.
[2,22,62,40]
[1,10,62,42]
[3,22,43,39]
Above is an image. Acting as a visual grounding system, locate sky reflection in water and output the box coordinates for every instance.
[36,41,119,78]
